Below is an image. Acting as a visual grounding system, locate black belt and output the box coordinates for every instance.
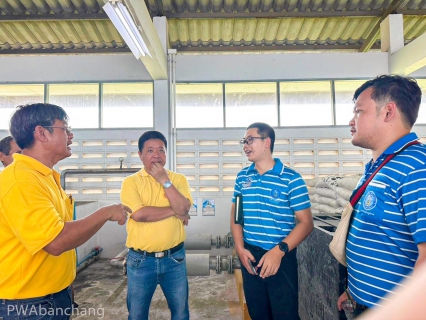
[244,241,268,253]
[130,242,184,258]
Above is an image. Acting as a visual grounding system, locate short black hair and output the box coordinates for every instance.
[10,103,69,149]
[0,136,14,155]
[246,122,275,153]
[353,75,422,128]
[138,131,168,152]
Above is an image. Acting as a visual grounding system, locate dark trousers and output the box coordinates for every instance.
[242,242,300,320]
[354,304,369,318]
[0,286,72,320]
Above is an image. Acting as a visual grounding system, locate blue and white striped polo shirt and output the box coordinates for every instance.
[347,132,426,308]
[232,158,311,250]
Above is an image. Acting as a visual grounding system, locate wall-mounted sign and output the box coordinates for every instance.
[202,198,215,216]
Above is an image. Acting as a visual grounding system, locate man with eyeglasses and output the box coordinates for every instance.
[230,122,313,320]
[0,103,131,320]
[0,136,22,167]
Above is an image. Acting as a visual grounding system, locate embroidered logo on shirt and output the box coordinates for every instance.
[242,177,253,188]
[363,191,377,210]
[270,189,281,201]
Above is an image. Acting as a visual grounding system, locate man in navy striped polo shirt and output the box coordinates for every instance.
[230,122,313,320]
[337,75,426,317]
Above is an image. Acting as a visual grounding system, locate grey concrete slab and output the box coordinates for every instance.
[73,259,242,320]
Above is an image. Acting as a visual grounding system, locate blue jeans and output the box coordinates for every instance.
[0,286,72,320]
[126,246,189,320]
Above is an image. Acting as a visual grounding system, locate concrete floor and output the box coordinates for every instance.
[73,258,243,320]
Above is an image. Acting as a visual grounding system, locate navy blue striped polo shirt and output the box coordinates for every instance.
[347,132,426,307]
[232,158,311,250]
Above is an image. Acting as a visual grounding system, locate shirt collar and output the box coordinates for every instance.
[247,158,283,174]
[382,132,419,155]
[13,153,53,176]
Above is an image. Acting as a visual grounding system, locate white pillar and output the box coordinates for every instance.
[153,80,171,169]
[380,14,404,54]
[380,14,404,74]
[154,17,168,55]
[152,17,172,168]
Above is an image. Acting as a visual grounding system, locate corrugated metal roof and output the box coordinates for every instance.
[168,15,426,49]
[0,0,425,54]
[0,20,126,50]
[0,0,105,14]
[146,0,426,15]
[168,17,381,47]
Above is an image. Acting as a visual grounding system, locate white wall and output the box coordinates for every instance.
[175,52,391,82]
[74,200,128,259]
[0,54,151,82]
[97,200,129,257]
[2,52,425,84]
[74,201,101,260]
[411,65,426,78]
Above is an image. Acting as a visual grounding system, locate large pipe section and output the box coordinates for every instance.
[109,248,128,275]
[186,254,241,276]
[185,234,212,250]
[110,252,241,276]
[186,254,239,276]
[185,233,234,250]
[186,254,210,276]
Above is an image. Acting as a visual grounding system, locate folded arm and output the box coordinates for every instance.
[130,206,176,222]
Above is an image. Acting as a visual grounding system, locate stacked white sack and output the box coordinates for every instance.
[306,175,362,215]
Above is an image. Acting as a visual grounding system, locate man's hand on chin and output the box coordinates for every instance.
[149,162,168,183]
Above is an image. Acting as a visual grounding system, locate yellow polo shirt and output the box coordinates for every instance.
[0,154,75,299]
[121,168,193,252]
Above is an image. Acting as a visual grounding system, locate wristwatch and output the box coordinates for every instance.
[163,180,173,189]
[278,241,289,254]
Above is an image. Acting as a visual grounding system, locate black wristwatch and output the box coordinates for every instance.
[278,241,289,254]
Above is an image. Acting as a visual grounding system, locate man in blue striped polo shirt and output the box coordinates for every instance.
[337,75,426,317]
[230,122,313,320]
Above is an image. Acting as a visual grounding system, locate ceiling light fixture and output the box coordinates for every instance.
[103,0,151,59]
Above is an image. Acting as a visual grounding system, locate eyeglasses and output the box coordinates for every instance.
[43,126,72,135]
[239,136,265,146]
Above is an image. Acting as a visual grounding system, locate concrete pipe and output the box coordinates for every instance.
[185,235,213,250]
[186,254,210,276]
[110,248,128,268]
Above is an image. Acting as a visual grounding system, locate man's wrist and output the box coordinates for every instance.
[277,241,289,255]
[97,206,112,222]
[272,245,284,257]
[163,180,172,189]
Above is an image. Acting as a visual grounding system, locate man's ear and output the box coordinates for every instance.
[383,102,397,122]
[264,137,272,150]
[33,126,49,142]
[0,152,5,163]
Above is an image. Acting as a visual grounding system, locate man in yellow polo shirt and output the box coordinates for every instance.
[0,103,130,320]
[120,130,193,320]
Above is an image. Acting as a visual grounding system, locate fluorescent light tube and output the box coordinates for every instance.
[103,1,151,59]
